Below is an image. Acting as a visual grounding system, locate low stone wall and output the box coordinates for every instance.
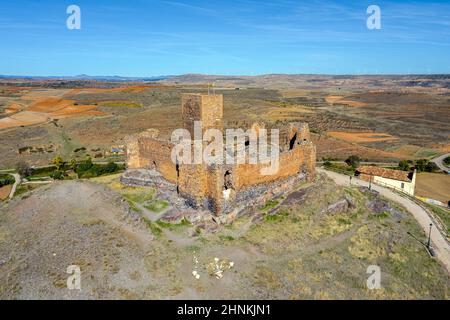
[221,172,307,219]
[120,169,177,193]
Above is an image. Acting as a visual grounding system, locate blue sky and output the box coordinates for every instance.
[0,0,449,76]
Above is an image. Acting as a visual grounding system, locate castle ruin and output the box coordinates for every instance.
[123,93,316,219]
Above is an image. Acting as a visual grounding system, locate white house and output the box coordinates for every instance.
[356,166,416,196]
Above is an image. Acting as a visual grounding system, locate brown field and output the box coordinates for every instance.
[415,173,450,204]
[0,185,12,200]
[325,95,368,107]
[327,131,399,143]
[0,74,449,168]
[0,92,104,130]
[312,134,403,161]
[5,103,23,114]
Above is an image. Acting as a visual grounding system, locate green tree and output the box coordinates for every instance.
[52,155,64,170]
[0,174,15,187]
[345,155,361,168]
[443,156,450,167]
[16,161,32,177]
[51,170,64,180]
[75,157,93,178]
[425,162,439,173]
[104,162,118,173]
[70,158,77,171]
[398,160,410,171]
[415,159,428,172]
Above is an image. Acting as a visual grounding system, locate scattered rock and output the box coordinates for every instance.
[366,199,402,218]
[281,189,307,206]
[251,213,264,224]
[366,199,391,214]
[196,220,220,234]
[326,195,356,215]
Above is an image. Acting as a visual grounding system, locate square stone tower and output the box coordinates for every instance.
[181,93,223,137]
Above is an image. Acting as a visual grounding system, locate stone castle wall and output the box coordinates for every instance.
[125,93,316,217]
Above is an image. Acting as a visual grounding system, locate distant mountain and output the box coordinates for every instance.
[0,74,173,82]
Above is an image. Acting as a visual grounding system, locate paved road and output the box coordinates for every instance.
[431,153,450,173]
[317,161,398,167]
[8,173,21,199]
[318,167,450,274]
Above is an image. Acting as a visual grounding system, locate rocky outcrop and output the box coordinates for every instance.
[326,195,356,215]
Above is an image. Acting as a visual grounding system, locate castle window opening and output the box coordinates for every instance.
[224,170,233,190]
[289,133,298,150]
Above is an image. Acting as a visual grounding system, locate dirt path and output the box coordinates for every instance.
[8,173,20,199]
[318,167,450,274]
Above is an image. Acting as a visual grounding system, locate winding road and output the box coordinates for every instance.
[430,153,450,174]
[318,167,450,274]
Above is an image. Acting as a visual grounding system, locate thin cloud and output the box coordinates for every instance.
[161,1,217,14]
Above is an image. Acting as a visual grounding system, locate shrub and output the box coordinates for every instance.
[444,156,450,167]
[0,174,15,187]
[425,162,439,173]
[345,155,361,168]
[51,170,65,180]
[415,159,428,172]
[52,155,65,170]
[75,158,93,177]
[16,161,32,177]
[76,160,121,178]
[398,160,410,171]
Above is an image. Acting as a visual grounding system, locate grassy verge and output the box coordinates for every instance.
[424,203,450,234]
[264,209,289,222]
[14,184,42,198]
[123,190,156,204]
[144,200,169,213]
[323,163,355,176]
[156,218,191,230]
[260,199,279,212]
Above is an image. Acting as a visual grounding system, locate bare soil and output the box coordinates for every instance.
[1,75,449,168]
[0,175,448,299]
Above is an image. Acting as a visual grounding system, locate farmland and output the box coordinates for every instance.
[0,74,449,168]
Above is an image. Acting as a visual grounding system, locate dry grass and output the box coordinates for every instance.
[328,131,399,143]
[415,173,450,204]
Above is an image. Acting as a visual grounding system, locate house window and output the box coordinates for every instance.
[401,183,405,189]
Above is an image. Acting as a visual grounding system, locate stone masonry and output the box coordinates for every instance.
[123,93,316,218]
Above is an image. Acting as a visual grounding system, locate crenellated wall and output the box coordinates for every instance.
[125,93,316,217]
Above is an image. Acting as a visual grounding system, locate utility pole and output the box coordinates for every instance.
[368,175,372,190]
[427,223,433,250]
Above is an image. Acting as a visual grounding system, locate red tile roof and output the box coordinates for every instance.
[356,166,412,182]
